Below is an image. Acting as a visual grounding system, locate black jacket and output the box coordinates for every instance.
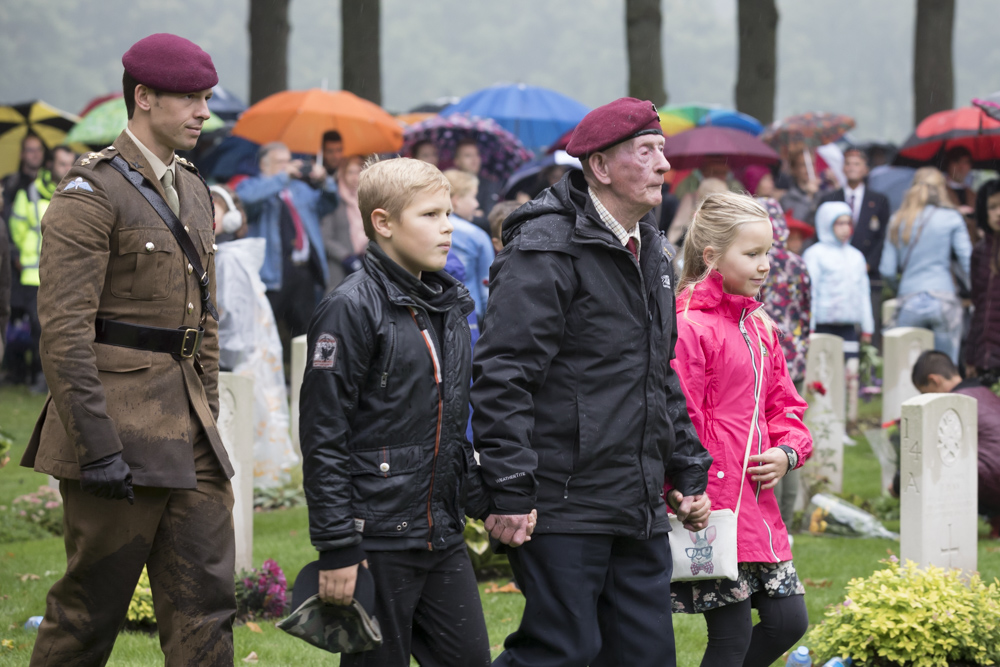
[470,171,712,538]
[814,184,891,278]
[300,244,489,570]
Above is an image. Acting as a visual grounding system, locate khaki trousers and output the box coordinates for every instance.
[30,420,236,667]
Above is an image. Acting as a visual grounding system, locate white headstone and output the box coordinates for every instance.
[218,372,255,573]
[802,333,846,493]
[900,393,978,574]
[881,327,934,426]
[289,334,308,458]
[882,298,898,330]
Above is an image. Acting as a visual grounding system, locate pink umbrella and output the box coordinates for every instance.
[662,126,780,170]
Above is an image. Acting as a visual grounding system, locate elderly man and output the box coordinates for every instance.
[236,143,335,361]
[472,98,713,667]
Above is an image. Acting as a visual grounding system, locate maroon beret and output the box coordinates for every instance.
[122,33,218,93]
[566,97,662,158]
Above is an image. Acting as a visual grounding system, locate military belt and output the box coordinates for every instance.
[95,318,204,359]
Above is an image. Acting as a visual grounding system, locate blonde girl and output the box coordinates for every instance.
[667,192,813,666]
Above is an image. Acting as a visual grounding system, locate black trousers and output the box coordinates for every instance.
[701,592,809,667]
[494,533,675,667]
[341,542,491,667]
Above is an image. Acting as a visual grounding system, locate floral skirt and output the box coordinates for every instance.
[671,560,805,614]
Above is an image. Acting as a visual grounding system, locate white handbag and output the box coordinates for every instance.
[668,319,763,582]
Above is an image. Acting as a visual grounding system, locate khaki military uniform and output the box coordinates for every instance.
[22,131,236,667]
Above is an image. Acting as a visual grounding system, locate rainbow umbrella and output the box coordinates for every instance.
[0,100,81,178]
[658,104,763,136]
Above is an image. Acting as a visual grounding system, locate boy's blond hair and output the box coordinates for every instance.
[488,200,520,242]
[443,169,479,199]
[359,157,451,240]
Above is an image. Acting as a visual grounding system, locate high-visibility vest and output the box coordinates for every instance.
[9,171,56,288]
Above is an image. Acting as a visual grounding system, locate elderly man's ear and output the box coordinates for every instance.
[587,152,614,186]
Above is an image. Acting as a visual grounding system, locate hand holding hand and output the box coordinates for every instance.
[319,560,368,606]
[484,510,537,547]
[748,448,790,490]
[79,452,134,504]
[669,490,711,531]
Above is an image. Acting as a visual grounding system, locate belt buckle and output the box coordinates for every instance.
[179,328,199,358]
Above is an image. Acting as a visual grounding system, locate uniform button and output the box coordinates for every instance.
[145,241,154,252]
[212,243,218,251]
[379,462,390,473]
[717,471,725,479]
[187,263,193,275]
[187,302,194,314]
[183,225,189,233]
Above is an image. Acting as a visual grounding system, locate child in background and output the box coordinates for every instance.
[300,158,497,667]
[804,200,874,426]
[487,200,521,254]
[443,169,494,322]
[968,179,1000,385]
[670,192,812,667]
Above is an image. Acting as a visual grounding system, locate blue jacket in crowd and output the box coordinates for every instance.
[236,173,338,291]
[448,214,494,320]
[879,204,972,298]
[803,201,874,334]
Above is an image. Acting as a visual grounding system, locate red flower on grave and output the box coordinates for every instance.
[809,381,827,396]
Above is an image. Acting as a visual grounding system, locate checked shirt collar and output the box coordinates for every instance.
[588,186,641,261]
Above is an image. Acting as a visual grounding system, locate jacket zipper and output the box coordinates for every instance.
[409,308,443,551]
[738,309,779,561]
[380,322,396,388]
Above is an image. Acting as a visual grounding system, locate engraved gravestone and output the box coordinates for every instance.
[802,333,846,493]
[900,393,978,573]
[290,334,308,457]
[218,372,255,573]
[881,327,933,427]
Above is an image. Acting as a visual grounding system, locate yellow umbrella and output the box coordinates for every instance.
[0,100,81,178]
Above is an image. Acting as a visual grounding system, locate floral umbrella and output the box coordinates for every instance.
[761,112,856,158]
[402,113,534,181]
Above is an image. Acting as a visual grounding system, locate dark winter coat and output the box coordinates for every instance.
[968,187,1000,373]
[300,243,489,570]
[470,170,712,538]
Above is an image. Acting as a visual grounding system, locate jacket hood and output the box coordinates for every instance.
[758,197,788,248]
[502,170,589,245]
[678,270,764,321]
[814,200,853,245]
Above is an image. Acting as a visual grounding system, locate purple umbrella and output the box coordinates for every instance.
[662,126,780,170]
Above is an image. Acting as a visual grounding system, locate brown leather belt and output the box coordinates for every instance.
[94,318,204,359]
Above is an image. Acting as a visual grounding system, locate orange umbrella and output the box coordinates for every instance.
[232,89,403,156]
[395,112,435,127]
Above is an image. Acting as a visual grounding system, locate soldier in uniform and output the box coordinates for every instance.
[21,34,236,666]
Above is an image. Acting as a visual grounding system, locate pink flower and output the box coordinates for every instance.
[889,555,899,563]
[45,501,60,509]
[843,598,852,607]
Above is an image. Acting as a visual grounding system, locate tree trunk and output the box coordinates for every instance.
[735,0,778,125]
[342,0,382,105]
[625,0,667,107]
[248,0,290,104]
[913,0,955,125]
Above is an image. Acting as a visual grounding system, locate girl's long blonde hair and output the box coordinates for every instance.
[678,191,775,337]
[889,167,955,245]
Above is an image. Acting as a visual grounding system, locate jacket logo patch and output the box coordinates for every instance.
[354,518,365,532]
[661,274,672,289]
[313,333,338,369]
[63,177,93,193]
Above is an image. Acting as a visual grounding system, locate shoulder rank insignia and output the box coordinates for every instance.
[63,177,93,193]
[175,156,198,172]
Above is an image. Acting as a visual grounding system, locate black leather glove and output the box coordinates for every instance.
[79,452,134,505]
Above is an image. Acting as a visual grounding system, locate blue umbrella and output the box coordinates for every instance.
[196,135,261,181]
[209,85,247,122]
[699,108,764,136]
[441,83,590,153]
[501,150,581,199]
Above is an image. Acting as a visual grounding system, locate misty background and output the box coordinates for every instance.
[2,0,998,143]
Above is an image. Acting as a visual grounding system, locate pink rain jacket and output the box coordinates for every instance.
[668,271,812,563]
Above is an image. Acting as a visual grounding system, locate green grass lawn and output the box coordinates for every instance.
[2,385,998,666]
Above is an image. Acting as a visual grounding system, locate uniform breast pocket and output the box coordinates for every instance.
[110,228,177,300]
[197,228,217,273]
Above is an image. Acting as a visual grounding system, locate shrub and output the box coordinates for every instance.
[464,519,511,579]
[808,558,1000,667]
[126,566,156,631]
[235,559,288,620]
[253,484,305,512]
[0,509,51,542]
[11,485,63,536]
